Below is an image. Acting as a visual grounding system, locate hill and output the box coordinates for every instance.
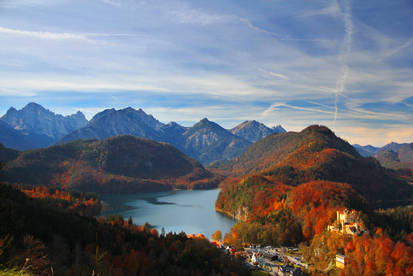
[230,120,286,143]
[0,135,217,193]
[182,118,251,165]
[1,102,87,146]
[0,143,19,163]
[214,125,413,211]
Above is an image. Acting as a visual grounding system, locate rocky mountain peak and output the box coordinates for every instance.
[0,102,88,142]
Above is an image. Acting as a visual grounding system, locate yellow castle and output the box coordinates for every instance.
[327,209,365,235]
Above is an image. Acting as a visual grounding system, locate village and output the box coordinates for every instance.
[212,209,366,275]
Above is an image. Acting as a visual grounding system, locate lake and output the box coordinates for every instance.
[101,189,235,239]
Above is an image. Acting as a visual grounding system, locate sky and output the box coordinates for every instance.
[0,0,412,146]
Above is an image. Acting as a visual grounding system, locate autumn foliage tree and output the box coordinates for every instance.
[212,230,222,241]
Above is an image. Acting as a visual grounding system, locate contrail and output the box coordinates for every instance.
[334,0,353,128]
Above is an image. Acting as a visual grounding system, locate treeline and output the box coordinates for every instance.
[0,183,249,275]
[17,185,102,217]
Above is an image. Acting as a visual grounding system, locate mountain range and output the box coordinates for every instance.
[374,143,413,170]
[0,135,217,193]
[354,142,413,169]
[0,103,285,165]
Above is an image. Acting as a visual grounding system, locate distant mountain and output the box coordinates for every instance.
[60,107,164,143]
[230,120,286,143]
[1,135,217,193]
[61,109,252,165]
[0,120,54,150]
[353,142,413,169]
[353,144,380,157]
[1,102,87,145]
[272,125,286,133]
[159,121,188,148]
[182,118,251,165]
[213,125,413,207]
[380,142,408,152]
[375,143,413,169]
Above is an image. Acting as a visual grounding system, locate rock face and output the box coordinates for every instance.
[230,120,286,143]
[1,103,87,143]
[182,118,251,165]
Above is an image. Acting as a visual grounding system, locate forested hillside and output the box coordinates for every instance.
[0,135,218,193]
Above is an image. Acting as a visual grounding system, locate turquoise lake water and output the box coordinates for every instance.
[101,189,235,239]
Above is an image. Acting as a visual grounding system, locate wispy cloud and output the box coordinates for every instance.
[333,0,353,127]
[380,36,413,61]
[0,26,89,41]
[166,3,229,25]
[1,0,413,145]
[0,26,150,42]
[298,0,341,18]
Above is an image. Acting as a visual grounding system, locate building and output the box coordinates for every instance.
[327,209,365,235]
[336,254,345,269]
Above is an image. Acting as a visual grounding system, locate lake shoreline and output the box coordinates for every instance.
[99,189,235,239]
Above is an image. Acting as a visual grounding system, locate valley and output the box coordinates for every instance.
[1,104,413,275]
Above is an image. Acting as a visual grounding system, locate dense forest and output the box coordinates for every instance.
[0,182,249,275]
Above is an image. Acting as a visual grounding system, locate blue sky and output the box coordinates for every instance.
[0,0,412,146]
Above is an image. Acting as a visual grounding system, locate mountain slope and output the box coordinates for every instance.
[1,102,87,143]
[1,135,216,193]
[214,125,413,207]
[182,118,251,165]
[230,120,286,143]
[159,121,187,149]
[0,120,54,150]
[375,143,413,169]
[60,107,164,143]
